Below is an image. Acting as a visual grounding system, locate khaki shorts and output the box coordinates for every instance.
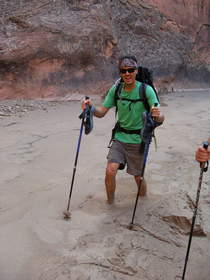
[107,140,144,176]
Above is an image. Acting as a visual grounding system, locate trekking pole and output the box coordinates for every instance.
[128,103,158,230]
[128,136,152,230]
[181,141,209,279]
[63,97,89,220]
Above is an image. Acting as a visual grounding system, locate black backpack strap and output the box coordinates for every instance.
[108,122,141,148]
[115,122,141,134]
[114,80,123,116]
[140,83,150,112]
[117,97,144,102]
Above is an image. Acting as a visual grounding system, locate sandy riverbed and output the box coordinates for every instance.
[0,89,210,280]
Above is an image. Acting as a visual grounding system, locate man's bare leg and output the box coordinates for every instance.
[134,175,147,196]
[105,162,119,204]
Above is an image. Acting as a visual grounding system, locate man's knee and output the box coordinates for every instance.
[106,162,119,177]
[134,175,142,185]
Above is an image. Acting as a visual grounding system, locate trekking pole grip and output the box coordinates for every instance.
[85,96,90,110]
[203,142,208,150]
[152,103,158,116]
[151,103,158,120]
[200,141,209,171]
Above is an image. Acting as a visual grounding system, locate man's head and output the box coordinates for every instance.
[118,55,138,86]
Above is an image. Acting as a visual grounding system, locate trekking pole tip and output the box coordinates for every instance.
[127,223,134,230]
[63,210,71,220]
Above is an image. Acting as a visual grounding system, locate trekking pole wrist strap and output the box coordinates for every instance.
[90,105,96,114]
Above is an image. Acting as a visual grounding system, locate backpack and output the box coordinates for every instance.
[108,66,160,147]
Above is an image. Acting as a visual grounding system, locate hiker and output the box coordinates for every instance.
[195,138,210,163]
[82,55,164,204]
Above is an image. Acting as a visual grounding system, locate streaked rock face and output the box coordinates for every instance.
[0,0,209,99]
[146,0,210,62]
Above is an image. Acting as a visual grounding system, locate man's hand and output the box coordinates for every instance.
[151,106,165,123]
[151,106,160,117]
[196,146,210,163]
[81,97,92,110]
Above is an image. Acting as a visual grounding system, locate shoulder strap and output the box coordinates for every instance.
[115,81,155,114]
[140,83,150,112]
[114,80,123,116]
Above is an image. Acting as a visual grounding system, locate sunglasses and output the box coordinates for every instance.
[120,68,136,74]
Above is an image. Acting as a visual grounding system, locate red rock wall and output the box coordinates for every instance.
[0,0,209,100]
[146,0,210,62]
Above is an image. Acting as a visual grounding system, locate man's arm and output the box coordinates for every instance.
[82,98,109,118]
[92,106,109,118]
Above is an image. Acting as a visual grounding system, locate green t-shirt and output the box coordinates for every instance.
[103,81,159,144]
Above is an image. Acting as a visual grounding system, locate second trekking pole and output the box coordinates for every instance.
[128,131,152,230]
[181,141,209,279]
[128,103,159,230]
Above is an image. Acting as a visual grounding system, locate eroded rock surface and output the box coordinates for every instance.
[0,0,210,99]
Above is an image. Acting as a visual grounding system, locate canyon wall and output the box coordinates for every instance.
[0,0,209,99]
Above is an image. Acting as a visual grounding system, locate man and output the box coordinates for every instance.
[82,55,164,204]
[195,138,210,162]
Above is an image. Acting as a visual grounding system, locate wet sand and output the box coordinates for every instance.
[0,89,210,280]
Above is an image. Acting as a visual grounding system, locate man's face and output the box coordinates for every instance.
[120,67,137,85]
